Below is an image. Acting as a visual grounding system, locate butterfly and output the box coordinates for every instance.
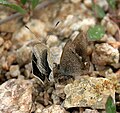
[30,27,90,84]
[53,32,91,83]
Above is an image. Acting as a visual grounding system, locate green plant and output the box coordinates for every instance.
[107,0,116,9]
[87,25,105,41]
[92,3,105,19]
[0,0,41,14]
[105,95,116,113]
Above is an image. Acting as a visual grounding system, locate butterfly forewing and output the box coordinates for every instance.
[59,33,90,76]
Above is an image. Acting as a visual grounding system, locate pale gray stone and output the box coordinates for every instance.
[64,76,115,109]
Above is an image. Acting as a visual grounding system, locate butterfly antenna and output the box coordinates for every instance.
[55,21,60,28]
[25,25,40,40]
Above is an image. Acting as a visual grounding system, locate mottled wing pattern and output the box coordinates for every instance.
[32,43,51,83]
[59,33,90,76]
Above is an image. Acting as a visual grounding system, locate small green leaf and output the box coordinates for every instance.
[31,0,39,9]
[92,4,105,19]
[105,95,116,113]
[107,0,116,9]
[0,0,26,14]
[21,0,27,5]
[87,25,105,41]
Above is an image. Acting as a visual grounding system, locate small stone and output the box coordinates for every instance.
[55,84,66,99]
[84,0,92,8]
[18,75,25,80]
[0,46,4,57]
[97,0,108,11]
[70,0,81,4]
[24,63,32,78]
[9,65,20,77]
[2,61,9,71]
[0,79,33,113]
[16,46,31,66]
[42,105,67,113]
[64,76,115,109]
[43,91,50,106]
[104,69,120,94]
[70,18,96,32]
[0,37,4,46]
[12,19,47,47]
[51,92,61,104]
[83,109,99,113]
[4,40,12,50]
[0,18,22,32]
[92,43,119,65]
[7,53,16,66]
[107,21,118,35]
[101,16,118,35]
[35,103,44,113]
[46,35,59,47]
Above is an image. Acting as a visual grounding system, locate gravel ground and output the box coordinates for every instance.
[0,0,120,113]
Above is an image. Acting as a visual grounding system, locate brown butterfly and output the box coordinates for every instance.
[28,22,91,84]
[53,32,90,82]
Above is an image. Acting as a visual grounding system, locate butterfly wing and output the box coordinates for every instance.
[32,43,51,83]
[59,33,90,76]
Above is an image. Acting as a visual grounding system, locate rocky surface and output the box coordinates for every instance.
[0,0,120,113]
[0,79,33,113]
[92,43,119,66]
[41,105,68,113]
[64,77,115,109]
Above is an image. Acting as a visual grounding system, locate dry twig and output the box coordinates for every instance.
[0,0,56,25]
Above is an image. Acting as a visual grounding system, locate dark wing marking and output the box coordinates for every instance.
[32,43,51,83]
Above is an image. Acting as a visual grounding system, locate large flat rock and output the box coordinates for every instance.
[64,76,115,109]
